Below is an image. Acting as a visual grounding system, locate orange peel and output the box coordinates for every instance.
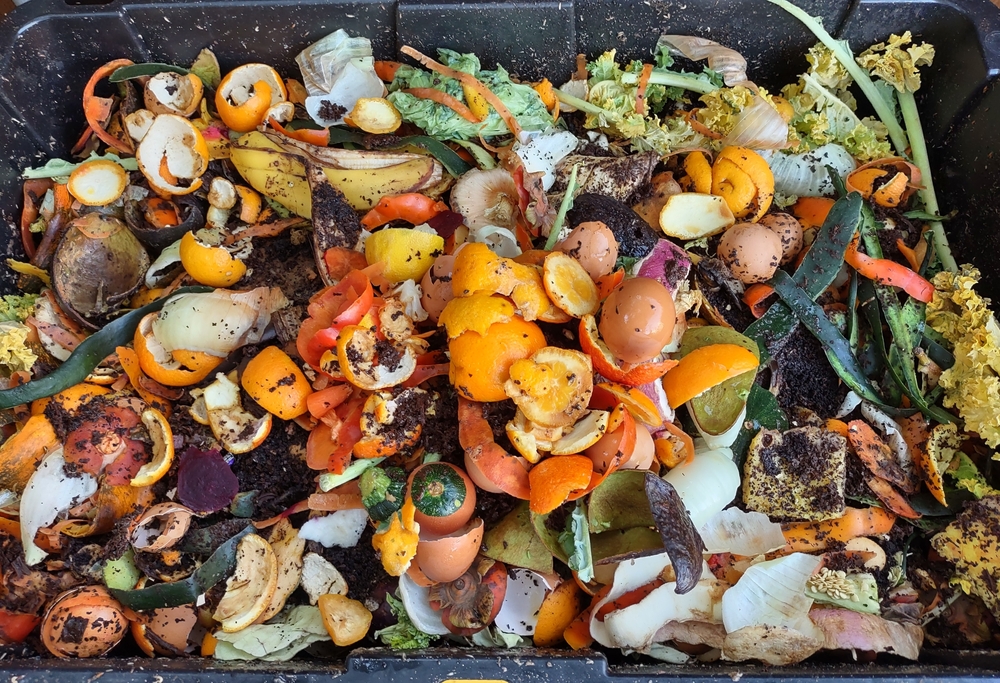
[662,343,759,408]
[542,251,599,318]
[504,347,594,428]
[449,316,547,403]
[528,455,594,514]
[712,146,774,222]
[439,293,515,339]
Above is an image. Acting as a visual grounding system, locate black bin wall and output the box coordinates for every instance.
[0,0,999,678]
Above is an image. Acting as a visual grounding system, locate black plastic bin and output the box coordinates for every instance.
[1,0,1000,679]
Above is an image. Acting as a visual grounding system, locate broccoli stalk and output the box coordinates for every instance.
[766,0,909,154]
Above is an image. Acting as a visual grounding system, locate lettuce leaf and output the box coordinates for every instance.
[0,294,38,323]
[22,152,138,180]
[375,593,437,650]
[386,50,552,140]
[213,606,330,661]
[558,501,593,583]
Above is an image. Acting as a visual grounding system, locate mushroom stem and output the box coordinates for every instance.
[207,177,237,230]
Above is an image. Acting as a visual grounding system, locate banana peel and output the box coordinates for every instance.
[229,132,444,215]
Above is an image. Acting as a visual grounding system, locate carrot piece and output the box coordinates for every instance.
[896,238,922,272]
[308,480,364,510]
[82,59,135,154]
[781,506,897,553]
[866,476,921,520]
[401,363,450,388]
[635,63,654,116]
[573,54,588,81]
[660,420,695,465]
[0,517,20,540]
[400,46,523,139]
[534,579,585,647]
[846,419,913,491]
[528,455,593,514]
[533,78,558,111]
[743,283,775,319]
[307,384,354,419]
[223,217,307,246]
[143,197,180,229]
[825,418,850,439]
[563,605,595,650]
[685,109,723,140]
[374,60,404,82]
[790,196,835,229]
[400,87,481,124]
[268,117,330,146]
[20,179,53,260]
[592,579,664,621]
[845,237,934,303]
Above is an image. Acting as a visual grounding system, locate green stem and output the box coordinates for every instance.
[648,70,719,94]
[897,90,957,272]
[766,0,909,155]
[553,89,621,121]
[545,164,579,251]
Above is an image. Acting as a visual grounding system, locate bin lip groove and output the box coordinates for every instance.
[0,0,998,674]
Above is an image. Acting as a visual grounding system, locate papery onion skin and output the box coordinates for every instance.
[152,287,289,356]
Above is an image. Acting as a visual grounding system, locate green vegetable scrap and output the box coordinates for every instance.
[0,294,38,323]
[558,501,594,583]
[781,43,891,162]
[214,605,330,661]
[376,594,437,650]
[926,267,1000,445]
[387,49,552,140]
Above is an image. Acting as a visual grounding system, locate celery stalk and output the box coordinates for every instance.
[767,0,909,155]
[648,70,719,94]
[898,90,957,272]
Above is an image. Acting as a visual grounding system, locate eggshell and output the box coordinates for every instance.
[146,605,198,655]
[598,277,676,364]
[717,222,784,284]
[41,586,128,658]
[556,221,619,280]
[420,254,456,324]
[494,568,550,636]
[620,423,655,470]
[758,213,804,265]
[416,517,485,583]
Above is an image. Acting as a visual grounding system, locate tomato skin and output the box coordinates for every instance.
[0,609,40,645]
[297,271,374,369]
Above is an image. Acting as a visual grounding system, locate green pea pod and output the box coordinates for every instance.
[744,192,862,362]
[109,63,190,82]
[111,525,252,611]
[769,269,885,406]
[0,286,211,410]
[389,136,473,178]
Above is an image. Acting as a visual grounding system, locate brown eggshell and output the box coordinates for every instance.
[598,277,676,364]
[620,423,655,470]
[717,222,784,284]
[420,254,456,324]
[585,424,628,473]
[758,213,804,265]
[41,586,128,658]
[415,517,485,583]
[147,605,198,654]
[556,221,619,280]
